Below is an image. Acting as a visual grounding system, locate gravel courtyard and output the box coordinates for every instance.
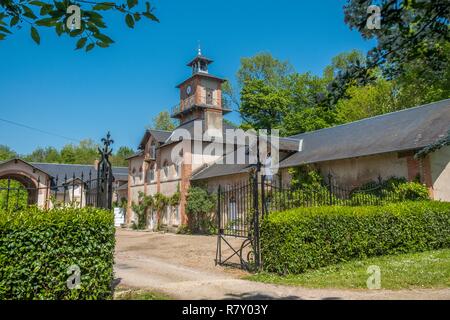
[114,229,450,300]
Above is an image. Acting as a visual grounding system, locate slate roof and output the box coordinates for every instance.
[148,129,173,144]
[191,164,251,181]
[138,129,172,150]
[191,99,450,180]
[125,150,144,160]
[116,182,129,191]
[279,99,450,168]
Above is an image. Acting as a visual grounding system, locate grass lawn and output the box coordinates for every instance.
[114,289,172,300]
[247,249,450,290]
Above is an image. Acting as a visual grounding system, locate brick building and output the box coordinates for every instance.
[126,50,450,231]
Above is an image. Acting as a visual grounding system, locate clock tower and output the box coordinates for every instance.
[172,49,230,136]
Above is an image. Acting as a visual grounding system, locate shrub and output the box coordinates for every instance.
[186,186,216,234]
[394,182,430,201]
[350,177,430,202]
[0,179,28,210]
[131,192,153,230]
[0,206,115,300]
[261,201,450,274]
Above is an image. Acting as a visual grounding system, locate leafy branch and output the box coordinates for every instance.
[0,0,159,51]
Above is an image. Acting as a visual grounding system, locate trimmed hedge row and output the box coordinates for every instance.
[261,201,450,274]
[0,207,115,300]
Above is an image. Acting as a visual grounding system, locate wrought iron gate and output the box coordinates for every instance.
[215,173,265,272]
[215,171,402,272]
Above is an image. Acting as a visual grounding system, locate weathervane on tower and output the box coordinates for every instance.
[197,41,202,56]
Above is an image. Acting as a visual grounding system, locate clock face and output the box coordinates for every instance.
[186,85,192,95]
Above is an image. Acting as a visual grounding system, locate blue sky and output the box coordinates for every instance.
[0,0,375,155]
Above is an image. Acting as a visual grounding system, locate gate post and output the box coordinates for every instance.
[215,185,222,266]
[252,170,261,271]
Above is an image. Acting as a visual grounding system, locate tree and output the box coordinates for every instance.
[0,145,17,161]
[237,52,294,87]
[149,111,176,131]
[282,73,333,136]
[335,78,397,124]
[59,139,98,164]
[239,79,290,131]
[344,0,449,77]
[111,146,134,167]
[394,43,450,108]
[329,1,450,104]
[0,1,159,51]
[224,53,294,110]
[333,46,450,124]
[24,146,60,163]
[323,50,366,81]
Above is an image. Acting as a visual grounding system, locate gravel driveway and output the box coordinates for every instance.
[114,229,450,300]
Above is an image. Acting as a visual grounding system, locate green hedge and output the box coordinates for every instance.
[261,201,450,274]
[0,207,115,300]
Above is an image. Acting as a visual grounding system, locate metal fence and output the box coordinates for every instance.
[0,133,115,211]
[216,173,403,271]
[0,173,100,211]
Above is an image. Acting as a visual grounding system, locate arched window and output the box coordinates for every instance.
[148,164,155,182]
[174,162,181,177]
[150,141,157,159]
[163,161,169,179]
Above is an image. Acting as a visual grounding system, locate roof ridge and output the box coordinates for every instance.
[289,98,450,139]
[148,128,173,133]
[31,162,128,169]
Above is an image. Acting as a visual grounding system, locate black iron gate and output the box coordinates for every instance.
[215,173,265,271]
[215,171,400,272]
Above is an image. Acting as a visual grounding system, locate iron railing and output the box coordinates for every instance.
[0,133,115,211]
[0,172,101,211]
[217,175,402,236]
[215,173,409,271]
[171,95,231,117]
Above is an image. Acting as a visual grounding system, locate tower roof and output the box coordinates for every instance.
[187,45,213,67]
[187,54,213,67]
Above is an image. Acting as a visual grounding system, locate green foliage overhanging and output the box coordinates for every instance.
[0,1,159,51]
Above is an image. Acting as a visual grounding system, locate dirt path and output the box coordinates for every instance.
[114,229,450,300]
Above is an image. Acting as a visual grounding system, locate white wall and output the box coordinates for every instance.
[315,152,408,186]
[430,145,450,201]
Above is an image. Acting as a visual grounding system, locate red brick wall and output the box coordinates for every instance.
[180,162,192,225]
[406,154,434,197]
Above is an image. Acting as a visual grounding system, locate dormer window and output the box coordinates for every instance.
[150,141,156,159]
